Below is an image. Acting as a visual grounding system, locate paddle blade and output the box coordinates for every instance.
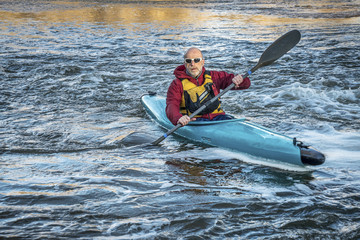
[120,132,158,147]
[257,30,301,69]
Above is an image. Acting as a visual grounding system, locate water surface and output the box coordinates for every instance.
[1,0,359,239]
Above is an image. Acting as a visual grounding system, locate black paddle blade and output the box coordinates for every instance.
[120,132,158,147]
[256,30,301,70]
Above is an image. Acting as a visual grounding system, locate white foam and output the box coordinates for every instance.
[298,128,360,168]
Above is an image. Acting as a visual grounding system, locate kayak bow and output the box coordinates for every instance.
[141,93,325,167]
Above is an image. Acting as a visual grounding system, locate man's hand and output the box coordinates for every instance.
[177,115,196,126]
[232,75,244,89]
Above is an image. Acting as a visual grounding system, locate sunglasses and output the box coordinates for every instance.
[184,58,202,64]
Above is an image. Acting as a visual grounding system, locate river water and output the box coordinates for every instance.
[1,0,359,239]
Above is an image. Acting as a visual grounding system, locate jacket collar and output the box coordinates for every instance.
[174,65,206,84]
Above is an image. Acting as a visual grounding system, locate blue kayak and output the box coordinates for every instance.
[141,93,325,167]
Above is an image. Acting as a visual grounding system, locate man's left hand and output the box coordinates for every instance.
[232,75,244,89]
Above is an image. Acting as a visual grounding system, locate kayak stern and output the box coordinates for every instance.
[300,146,326,165]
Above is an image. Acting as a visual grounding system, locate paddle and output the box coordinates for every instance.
[152,30,301,145]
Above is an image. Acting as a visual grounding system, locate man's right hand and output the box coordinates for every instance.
[177,115,195,126]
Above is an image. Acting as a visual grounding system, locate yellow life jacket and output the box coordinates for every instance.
[180,71,223,117]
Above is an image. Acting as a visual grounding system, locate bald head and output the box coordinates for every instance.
[184,47,203,59]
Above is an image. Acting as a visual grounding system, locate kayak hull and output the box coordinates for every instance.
[141,93,324,167]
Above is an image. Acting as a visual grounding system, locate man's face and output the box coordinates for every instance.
[184,50,204,78]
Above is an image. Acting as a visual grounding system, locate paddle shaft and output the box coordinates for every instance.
[152,30,301,145]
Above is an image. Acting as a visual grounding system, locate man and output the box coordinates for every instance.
[166,47,251,126]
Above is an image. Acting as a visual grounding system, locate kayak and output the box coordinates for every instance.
[140,93,325,167]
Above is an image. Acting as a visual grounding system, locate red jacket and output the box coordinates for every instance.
[166,65,251,125]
